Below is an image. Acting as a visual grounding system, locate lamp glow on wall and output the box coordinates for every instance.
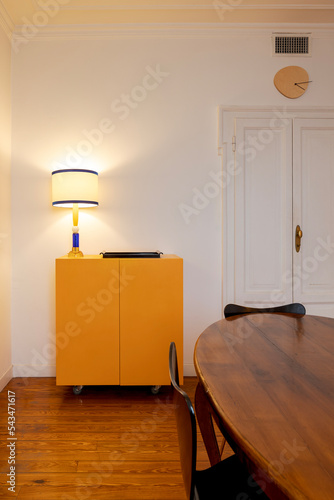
[52,169,98,258]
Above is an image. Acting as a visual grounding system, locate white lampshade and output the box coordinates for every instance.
[52,169,98,208]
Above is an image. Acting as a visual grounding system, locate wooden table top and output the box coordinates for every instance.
[194,313,334,500]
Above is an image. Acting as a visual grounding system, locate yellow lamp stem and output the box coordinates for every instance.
[73,203,79,227]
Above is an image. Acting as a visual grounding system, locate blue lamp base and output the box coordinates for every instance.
[68,232,83,258]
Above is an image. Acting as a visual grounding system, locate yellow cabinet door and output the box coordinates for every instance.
[119,256,183,386]
[56,256,120,385]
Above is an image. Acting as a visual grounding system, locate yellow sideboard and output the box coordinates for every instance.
[55,254,183,391]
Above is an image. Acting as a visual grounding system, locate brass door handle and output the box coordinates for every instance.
[295,225,303,252]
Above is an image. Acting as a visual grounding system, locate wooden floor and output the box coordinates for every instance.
[0,377,232,500]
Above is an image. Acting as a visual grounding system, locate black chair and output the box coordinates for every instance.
[224,302,306,318]
[169,342,269,500]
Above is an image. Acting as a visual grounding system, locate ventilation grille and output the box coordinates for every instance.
[272,34,311,56]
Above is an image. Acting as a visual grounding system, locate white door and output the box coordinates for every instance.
[234,117,293,306]
[223,109,334,317]
[293,118,334,317]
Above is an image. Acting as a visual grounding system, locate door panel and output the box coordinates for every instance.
[56,257,120,386]
[235,118,293,306]
[293,118,334,316]
[119,257,183,386]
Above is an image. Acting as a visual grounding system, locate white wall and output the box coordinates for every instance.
[0,22,12,390]
[11,29,334,377]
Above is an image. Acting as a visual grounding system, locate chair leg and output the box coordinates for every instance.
[195,382,226,466]
[219,436,227,457]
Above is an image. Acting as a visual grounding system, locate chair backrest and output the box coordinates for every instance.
[224,302,306,318]
[169,342,197,500]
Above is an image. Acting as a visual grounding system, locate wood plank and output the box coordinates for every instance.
[16,484,185,500]
[0,485,21,499]
[0,377,211,500]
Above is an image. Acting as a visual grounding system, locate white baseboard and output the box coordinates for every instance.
[0,365,13,392]
[12,364,56,378]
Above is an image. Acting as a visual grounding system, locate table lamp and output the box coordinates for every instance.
[52,168,98,258]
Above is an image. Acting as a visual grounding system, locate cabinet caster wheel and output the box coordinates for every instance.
[73,385,83,395]
[151,385,161,395]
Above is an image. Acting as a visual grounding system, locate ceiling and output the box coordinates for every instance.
[1,0,334,34]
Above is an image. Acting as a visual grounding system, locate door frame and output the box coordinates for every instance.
[219,106,334,313]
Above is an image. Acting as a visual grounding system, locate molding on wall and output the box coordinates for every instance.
[11,23,334,41]
[4,0,334,39]
[0,1,13,39]
[218,105,334,150]
[57,4,334,11]
[0,365,13,392]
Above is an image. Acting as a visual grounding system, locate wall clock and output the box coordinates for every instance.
[274,66,311,99]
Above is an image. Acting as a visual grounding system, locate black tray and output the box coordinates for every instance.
[101,251,163,259]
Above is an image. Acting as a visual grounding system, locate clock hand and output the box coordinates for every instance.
[295,81,312,84]
[295,83,305,90]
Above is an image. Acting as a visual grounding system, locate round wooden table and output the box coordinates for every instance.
[194,313,334,500]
